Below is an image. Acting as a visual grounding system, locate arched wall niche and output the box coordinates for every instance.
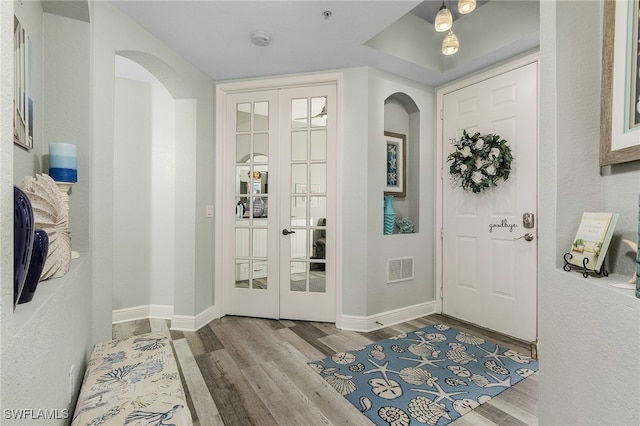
[384,92,420,233]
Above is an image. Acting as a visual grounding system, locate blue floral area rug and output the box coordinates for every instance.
[309,323,538,426]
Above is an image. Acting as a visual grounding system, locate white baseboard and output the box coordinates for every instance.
[114,301,433,333]
[339,300,437,332]
[170,304,219,332]
[112,304,219,332]
[112,305,174,324]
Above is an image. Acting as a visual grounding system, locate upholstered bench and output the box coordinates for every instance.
[71,332,192,425]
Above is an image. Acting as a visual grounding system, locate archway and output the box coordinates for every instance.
[112,52,196,323]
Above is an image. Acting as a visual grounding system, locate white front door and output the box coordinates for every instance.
[440,60,538,342]
[220,80,336,322]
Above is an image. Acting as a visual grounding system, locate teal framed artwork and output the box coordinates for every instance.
[384,131,406,197]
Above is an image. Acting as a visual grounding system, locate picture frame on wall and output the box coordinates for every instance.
[13,16,33,150]
[600,0,640,165]
[384,131,406,197]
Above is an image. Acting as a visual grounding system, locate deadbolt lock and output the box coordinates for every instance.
[523,212,535,229]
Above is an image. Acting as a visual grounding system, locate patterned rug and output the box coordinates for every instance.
[309,323,538,426]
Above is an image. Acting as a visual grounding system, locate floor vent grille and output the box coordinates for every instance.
[387,257,414,283]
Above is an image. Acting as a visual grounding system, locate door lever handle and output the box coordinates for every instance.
[513,233,534,242]
[282,229,296,236]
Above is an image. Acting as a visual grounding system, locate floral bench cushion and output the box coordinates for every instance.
[71,332,192,426]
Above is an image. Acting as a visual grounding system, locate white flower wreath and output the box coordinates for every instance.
[446,130,514,193]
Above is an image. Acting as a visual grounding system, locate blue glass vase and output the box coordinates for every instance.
[14,186,34,306]
[383,195,396,235]
[18,229,49,304]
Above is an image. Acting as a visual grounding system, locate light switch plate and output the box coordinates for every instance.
[206,205,214,217]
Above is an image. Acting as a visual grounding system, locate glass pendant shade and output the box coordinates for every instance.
[434,5,453,32]
[458,0,476,14]
[442,29,459,55]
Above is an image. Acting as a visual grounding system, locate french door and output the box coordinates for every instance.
[221,81,336,322]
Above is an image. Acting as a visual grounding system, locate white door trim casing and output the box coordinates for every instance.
[214,72,344,324]
[435,53,540,336]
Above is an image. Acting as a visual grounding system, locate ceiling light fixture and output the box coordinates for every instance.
[458,0,476,14]
[434,0,478,55]
[434,0,452,32]
[442,29,459,55]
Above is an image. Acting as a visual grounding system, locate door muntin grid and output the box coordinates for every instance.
[289,96,327,293]
[235,101,270,289]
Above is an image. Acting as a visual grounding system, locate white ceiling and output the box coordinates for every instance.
[111,0,539,88]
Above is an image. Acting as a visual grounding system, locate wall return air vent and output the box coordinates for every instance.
[387,257,414,283]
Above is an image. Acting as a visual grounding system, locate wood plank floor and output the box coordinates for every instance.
[113,314,538,426]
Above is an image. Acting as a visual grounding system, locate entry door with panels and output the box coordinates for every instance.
[441,62,538,342]
[224,84,336,322]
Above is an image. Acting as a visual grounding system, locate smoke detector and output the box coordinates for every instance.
[251,31,271,47]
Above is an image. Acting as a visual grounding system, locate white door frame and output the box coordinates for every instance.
[214,72,344,325]
[435,53,540,321]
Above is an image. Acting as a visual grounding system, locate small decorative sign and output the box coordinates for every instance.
[489,219,519,233]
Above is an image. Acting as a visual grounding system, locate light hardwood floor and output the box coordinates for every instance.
[112,314,538,426]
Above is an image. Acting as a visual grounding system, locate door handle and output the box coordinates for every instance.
[282,229,296,236]
[514,233,534,242]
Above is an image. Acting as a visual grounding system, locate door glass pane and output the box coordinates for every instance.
[311,224,326,259]
[254,101,269,131]
[252,228,267,257]
[251,196,268,218]
[291,164,308,193]
[236,165,250,196]
[311,97,327,127]
[291,98,308,129]
[236,196,249,220]
[309,264,326,293]
[290,261,307,292]
[310,196,326,223]
[236,228,249,257]
[310,163,327,193]
[291,196,305,219]
[235,260,249,288]
[237,103,251,132]
[253,165,269,194]
[310,130,326,161]
[291,131,308,161]
[254,133,269,161]
[252,261,267,289]
[236,134,251,162]
[290,229,307,259]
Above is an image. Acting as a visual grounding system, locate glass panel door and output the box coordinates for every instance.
[226,92,278,318]
[222,81,336,322]
[279,86,336,322]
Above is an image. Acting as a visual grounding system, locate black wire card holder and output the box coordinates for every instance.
[563,252,608,278]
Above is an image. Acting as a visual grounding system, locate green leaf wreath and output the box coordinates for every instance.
[446,130,514,194]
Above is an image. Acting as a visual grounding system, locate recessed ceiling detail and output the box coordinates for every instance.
[111,0,539,88]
